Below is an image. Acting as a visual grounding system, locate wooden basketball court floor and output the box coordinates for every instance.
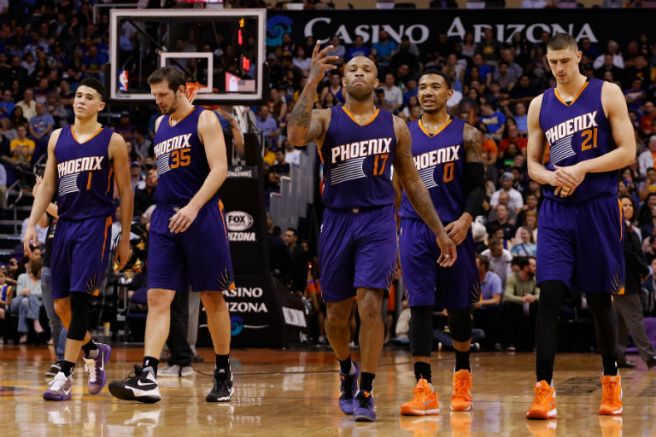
[0,346,653,436]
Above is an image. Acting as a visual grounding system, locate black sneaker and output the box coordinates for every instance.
[109,366,161,403]
[45,362,62,378]
[206,368,234,402]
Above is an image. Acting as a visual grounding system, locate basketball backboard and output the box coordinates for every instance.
[109,9,265,103]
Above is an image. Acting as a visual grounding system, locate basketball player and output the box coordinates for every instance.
[24,78,133,400]
[288,44,457,422]
[525,34,635,419]
[109,66,235,403]
[396,70,485,415]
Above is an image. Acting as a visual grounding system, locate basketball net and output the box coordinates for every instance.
[185,82,203,104]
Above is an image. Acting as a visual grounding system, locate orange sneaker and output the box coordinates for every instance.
[400,378,439,416]
[450,369,473,412]
[526,380,557,420]
[599,375,623,416]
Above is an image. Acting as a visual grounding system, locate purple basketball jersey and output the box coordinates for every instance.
[153,107,216,207]
[320,106,396,209]
[539,78,617,203]
[54,126,114,221]
[399,117,466,223]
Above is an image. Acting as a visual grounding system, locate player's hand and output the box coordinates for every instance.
[169,203,200,234]
[436,232,457,268]
[444,214,473,246]
[114,237,131,271]
[473,301,482,309]
[23,226,37,258]
[554,164,585,196]
[308,42,339,85]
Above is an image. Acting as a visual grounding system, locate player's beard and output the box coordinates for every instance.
[163,95,179,115]
[346,83,373,101]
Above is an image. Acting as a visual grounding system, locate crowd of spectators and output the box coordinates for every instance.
[0,1,656,355]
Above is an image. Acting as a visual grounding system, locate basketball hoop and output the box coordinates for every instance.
[185,82,204,103]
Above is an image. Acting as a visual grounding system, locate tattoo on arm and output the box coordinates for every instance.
[289,93,313,130]
[463,124,483,163]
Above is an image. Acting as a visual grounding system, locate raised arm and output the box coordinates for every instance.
[392,116,456,266]
[109,132,134,269]
[23,129,61,257]
[287,42,337,147]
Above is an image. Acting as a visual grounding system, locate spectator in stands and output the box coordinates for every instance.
[639,192,656,239]
[381,73,403,112]
[502,256,539,352]
[114,111,135,142]
[0,90,15,118]
[10,106,28,129]
[481,238,513,286]
[480,102,506,140]
[511,226,537,257]
[28,103,54,147]
[327,36,345,60]
[255,105,279,150]
[638,136,656,177]
[616,195,656,368]
[625,78,647,112]
[372,30,397,67]
[473,254,503,351]
[345,35,370,61]
[593,40,625,70]
[640,101,655,137]
[321,72,345,105]
[283,228,307,293]
[513,102,528,135]
[8,126,35,169]
[266,214,295,287]
[10,257,43,344]
[292,46,311,76]
[639,167,656,201]
[16,88,36,120]
[389,36,420,75]
[490,172,524,212]
[476,28,500,63]
[134,168,157,218]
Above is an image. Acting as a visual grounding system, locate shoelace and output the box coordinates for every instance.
[453,375,471,399]
[83,357,97,383]
[534,384,552,406]
[49,373,68,391]
[412,384,432,402]
[602,380,619,405]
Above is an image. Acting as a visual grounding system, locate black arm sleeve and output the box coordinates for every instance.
[463,162,485,218]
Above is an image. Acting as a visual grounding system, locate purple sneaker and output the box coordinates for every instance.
[338,362,360,415]
[353,390,376,422]
[84,343,112,395]
[43,372,73,401]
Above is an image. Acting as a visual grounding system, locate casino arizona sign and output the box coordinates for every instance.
[300,16,598,46]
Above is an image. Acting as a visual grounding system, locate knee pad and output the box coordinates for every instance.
[447,308,473,342]
[410,306,434,357]
[67,293,90,341]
